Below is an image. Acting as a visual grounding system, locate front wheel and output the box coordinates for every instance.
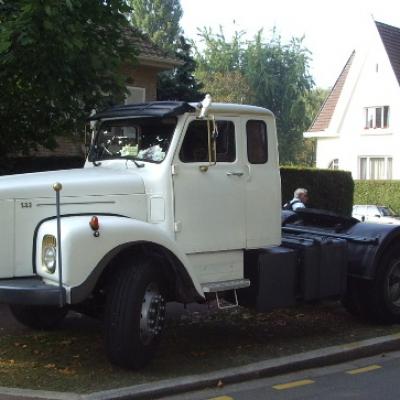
[104,259,167,369]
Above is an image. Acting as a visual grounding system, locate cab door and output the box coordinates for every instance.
[172,116,246,254]
[243,117,281,248]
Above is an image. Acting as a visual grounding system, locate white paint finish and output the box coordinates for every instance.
[306,18,400,179]
[187,251,243,283]
[242,116,282,248]
[149,196,165,223]
[0,167,145,199]
[35,215,204,299]
[0,200,14,278]
[172,116,246,253]
[14,194,147,277]
[188,102,274,118]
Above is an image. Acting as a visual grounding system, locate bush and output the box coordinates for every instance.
[281,166,354,216]
[354,180,400,214]
[0,157,85,176]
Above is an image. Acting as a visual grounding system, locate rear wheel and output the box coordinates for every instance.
[368,250,400,323]
[9,305,68,330]
[104,258,167,369]
[344,249,400,324]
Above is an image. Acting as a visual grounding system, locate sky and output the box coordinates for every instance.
[180,0,400,88]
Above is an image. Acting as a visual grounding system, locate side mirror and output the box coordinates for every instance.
[375,215,381,218]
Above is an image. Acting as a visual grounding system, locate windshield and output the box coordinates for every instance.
[89,117,177,163]
[378,206,398,217]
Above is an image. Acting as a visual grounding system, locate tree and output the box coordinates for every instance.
[0,0,136,157]
[129,0,182,53]
[244,32,314,164]
[193,28,251,103]
[295,87,329,165]
[193,28,316,164]
[129,0,201,101]
[157,36,203,101]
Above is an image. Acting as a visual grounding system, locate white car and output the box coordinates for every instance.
[352,204,400,224]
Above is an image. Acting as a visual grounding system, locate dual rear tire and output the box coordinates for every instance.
[343,249,400,323]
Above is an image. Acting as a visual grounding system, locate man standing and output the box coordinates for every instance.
[284,188,309,211]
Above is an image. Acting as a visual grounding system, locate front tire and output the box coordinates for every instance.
[9,305,68,330]
[104,258,167,369]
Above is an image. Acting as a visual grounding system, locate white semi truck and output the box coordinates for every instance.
[0,99,400,369]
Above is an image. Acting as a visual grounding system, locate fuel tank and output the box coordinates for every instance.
[282,208,400,279]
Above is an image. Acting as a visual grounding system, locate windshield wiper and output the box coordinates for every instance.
[122,156,145,168]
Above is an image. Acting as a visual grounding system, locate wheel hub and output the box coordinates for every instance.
[139,282,166,344]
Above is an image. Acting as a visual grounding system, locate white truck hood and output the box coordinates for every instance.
[0,167,145,199]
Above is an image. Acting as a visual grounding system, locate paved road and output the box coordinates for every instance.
[163,350,400,400]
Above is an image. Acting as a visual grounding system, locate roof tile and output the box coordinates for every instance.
[308,51,355,132]
[375,21,400,85]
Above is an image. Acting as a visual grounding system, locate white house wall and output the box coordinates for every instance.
[314,19,400,179]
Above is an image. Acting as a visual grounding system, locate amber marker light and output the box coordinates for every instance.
[89,216,100,237]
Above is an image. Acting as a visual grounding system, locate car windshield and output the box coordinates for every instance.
[378,206,398,217]
[89,117,177,163]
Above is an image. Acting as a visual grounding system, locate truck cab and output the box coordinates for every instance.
[84,101,281,290]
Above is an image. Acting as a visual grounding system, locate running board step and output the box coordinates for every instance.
[201,279,250,293]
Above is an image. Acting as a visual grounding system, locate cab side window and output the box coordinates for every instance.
[246,120,268,164]
[179,120,236,163]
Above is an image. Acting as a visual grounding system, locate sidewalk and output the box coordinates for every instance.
[0,303,400,400]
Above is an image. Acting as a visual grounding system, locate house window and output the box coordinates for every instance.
[328,158,339,170]
[364,106,389,129]
[125,86,146,104]
[359,156,392,180]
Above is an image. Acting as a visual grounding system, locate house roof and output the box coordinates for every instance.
[375,21,400,85]
[125,27,183,69]
[308,20,400,134]
[307,51,355,133]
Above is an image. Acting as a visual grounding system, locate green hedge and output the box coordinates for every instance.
[281,167,354,216]
[354,180,400,214]
[0,157,85,176]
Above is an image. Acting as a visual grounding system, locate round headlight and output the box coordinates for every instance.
[43,247,56,273]
[42,235,57,273]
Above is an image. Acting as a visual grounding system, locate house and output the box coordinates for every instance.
[122,27,183,103]
[35,28,182,160]
[304,19,400,180]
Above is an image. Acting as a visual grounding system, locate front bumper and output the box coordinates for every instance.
[0,277,65,306]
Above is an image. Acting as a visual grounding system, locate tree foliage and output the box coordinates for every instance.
[129,0,201,101]
[157,36,203,101]
[129,0,182,53]
[0,0,136,157]
[194,28,320,164]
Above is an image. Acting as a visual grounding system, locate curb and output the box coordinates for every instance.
[2,333,400,400]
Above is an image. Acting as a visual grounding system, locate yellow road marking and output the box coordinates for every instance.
[273,379,315,390]
[208,397,234,400]
[347,365,382,375]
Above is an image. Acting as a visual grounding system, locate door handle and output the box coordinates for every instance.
[226,171,244,177]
